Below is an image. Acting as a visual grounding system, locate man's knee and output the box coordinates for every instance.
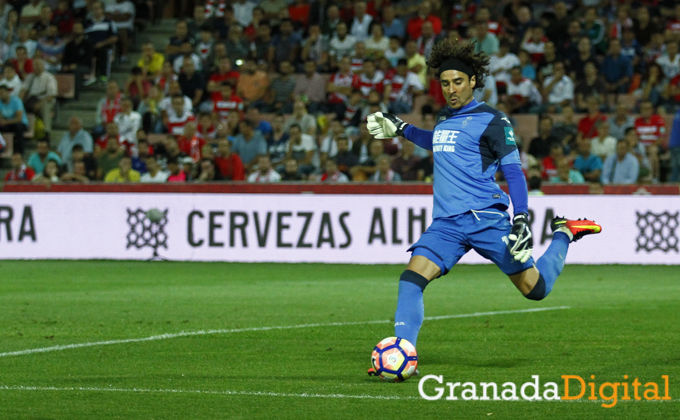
[524,274,547,301]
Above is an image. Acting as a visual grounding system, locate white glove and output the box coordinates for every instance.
[503,213,534,263]
[366,112,410,139]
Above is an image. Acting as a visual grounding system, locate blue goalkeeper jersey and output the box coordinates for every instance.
[404,99,522,220]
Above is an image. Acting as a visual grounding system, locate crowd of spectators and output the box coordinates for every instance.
[1,0,680,185]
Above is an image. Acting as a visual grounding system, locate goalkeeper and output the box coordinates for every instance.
[366,39,601,350]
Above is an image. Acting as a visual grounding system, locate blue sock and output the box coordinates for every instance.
[394,270,428,347]
[528,232,570,300]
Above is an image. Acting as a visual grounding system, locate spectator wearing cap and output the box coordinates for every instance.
[0,82,28,154]
[84,1,118,81]
[57,117,93,164]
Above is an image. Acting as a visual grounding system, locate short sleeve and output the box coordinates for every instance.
[481,112,518,161]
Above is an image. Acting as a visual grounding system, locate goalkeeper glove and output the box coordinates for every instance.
[504,213,533,263]
[366,112,410,139]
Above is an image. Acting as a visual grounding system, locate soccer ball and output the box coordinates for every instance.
[371,337,418,382]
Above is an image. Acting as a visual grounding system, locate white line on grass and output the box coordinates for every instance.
[0,385,672,403]
[0,306,569,358]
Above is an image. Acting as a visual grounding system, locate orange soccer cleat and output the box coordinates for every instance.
[551,217,602,242]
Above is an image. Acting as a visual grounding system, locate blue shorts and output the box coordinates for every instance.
[408,209,535,277]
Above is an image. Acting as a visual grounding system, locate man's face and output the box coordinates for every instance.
[107,82,119,98]
[584,62,596,77]
[259,156,271,171]
[219,59,231,73]
[578,38,591,54]
[440,70,475,109]
[73,23,84,37]
[37,141,48,157]
[72,149,84,161]
[92,2,103,18]
[290,126,301,140]
[146,157,158,172]
[304,61,316,76]
[74,161,86,176]
[669,43,679,57]
[616,141,628,159]
[33,59,45,74]
[281,21,293,36]
[0,88,9,102]
[119,158,131,173]
[172,98,185,114]
[511,68,522,83]
[218,139,231,156]
[142,44,154,57]
[69,118,81,133]
[47,25,58,37]
[540,118,552,133]
[121,100,132,114]
[272,116,284,131]
[577,137,591,154]
[640,102,653,118]
[377,157,390,172]
[184,123,197,138]
[363,61,375,77]
[609,39,621,55]
[138,142,149,158]
[337,23,347,37]
[239,122,252,136]
[194,5,205,19]
[355,1,366,16]
[184,59,195,74]
[325,160,338,174]
[337,138,349,152]
[40,5,52,20]
[16,48,27,60]
[107,138,119,152]
[106,123,118,136]
[550,145,563,159]
[339,57,350,73]
[280,61,292,76]
[406,41,417,56]
[587,98,599,114]
[293,101,305,115]
[328,5,339,20]
[370,140,383,156]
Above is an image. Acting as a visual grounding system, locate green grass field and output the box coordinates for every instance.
[0,261,678,419]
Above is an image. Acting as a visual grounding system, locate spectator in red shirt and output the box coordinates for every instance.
[124,66,151,108]
[288,0,310,29]
[177,122,205,162]
[212,82,244,122]
[214,137,245,180]
[4,153,36,181]
[577,96,607,139]
[10,46,34,80]
[207,57,240,94]
[52,0,75,36]
[634,101,666,182]
[406,1,441,41]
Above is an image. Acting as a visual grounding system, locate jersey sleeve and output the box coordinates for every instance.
[481,112,518,161]
[403,125,433,150]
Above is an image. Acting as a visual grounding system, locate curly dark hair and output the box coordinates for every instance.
[427,38,490,91]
